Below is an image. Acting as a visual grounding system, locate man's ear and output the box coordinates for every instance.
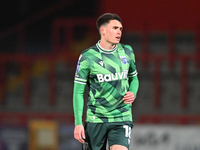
[100,26,105,35]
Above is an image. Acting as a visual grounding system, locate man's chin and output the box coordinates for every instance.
[114,41,120,44]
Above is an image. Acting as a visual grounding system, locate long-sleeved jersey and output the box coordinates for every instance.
[73,41,139,126]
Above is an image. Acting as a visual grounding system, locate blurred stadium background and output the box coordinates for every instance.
[0,0,200,149]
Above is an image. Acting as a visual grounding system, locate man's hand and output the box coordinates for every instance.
[74,124,85,143]
[122,91,135,104]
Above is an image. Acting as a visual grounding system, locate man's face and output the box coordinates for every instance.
[101,20,123,44]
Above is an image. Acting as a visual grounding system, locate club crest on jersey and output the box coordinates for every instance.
[76,62,80,73]
[120,56,127,64]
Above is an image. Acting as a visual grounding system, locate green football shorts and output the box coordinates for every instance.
[83,122,133,150]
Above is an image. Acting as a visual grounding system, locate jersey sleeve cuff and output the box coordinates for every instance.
[128,70,138,77]
[74,78,87,84]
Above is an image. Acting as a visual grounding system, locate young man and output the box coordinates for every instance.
[73,13,139,150]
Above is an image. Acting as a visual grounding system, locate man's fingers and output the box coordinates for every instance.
[123,95,134,101]
[124,101,132,104]
[74,133,84,143]
[79,139,84,143]
[123,95,134,100]
[122,92,135,104]
[124,98,134,101]
[82,129,86,139]
[124,92,134,98]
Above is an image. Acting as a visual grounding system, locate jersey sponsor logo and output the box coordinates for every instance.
[99,61,104,66]
[97,70,128,82]
[120,56,127,64]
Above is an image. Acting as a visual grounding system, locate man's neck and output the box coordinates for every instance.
[99,40,116,51]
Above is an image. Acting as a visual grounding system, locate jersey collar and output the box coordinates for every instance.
[96,40,117,54]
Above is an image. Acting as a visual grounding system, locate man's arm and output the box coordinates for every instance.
[73,82,86,126]
[123,45,139,104]
[73,53,90,143]
[128,75,139,98]
[73,81,86,143]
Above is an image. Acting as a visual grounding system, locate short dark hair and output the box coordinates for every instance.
[96,13,122,31]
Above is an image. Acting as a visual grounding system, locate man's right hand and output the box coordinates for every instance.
[74,124,85,143]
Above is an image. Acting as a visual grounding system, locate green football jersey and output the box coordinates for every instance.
[74,41,138,124]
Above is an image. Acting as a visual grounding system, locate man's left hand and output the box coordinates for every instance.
[122,91,135,104]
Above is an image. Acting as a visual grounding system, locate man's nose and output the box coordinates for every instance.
[117,29,122,35]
